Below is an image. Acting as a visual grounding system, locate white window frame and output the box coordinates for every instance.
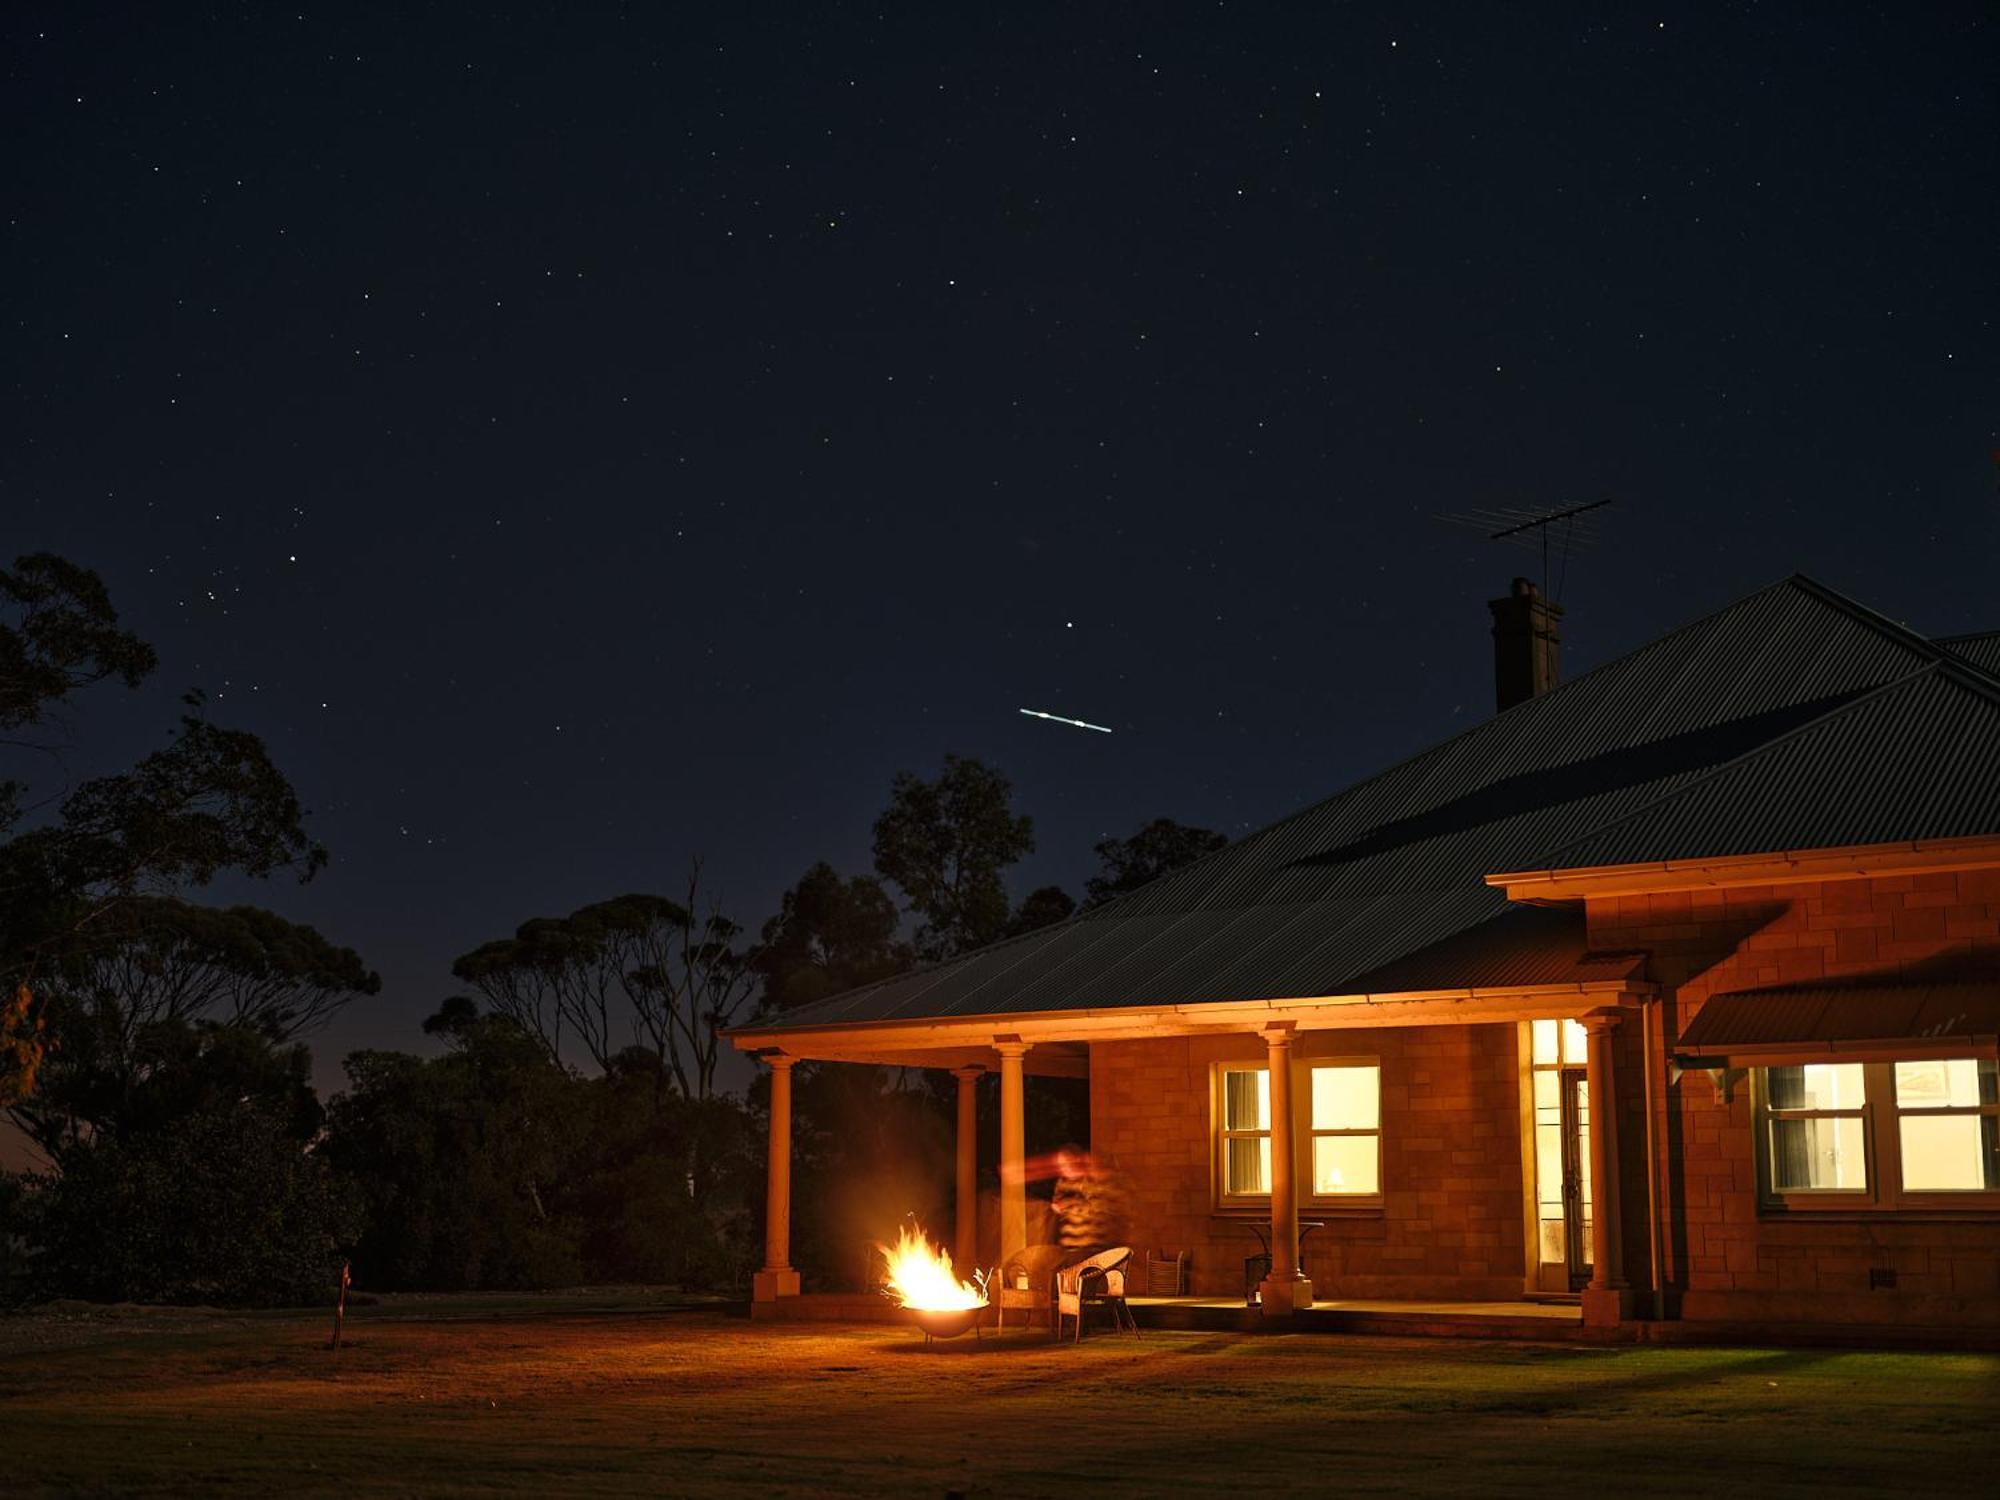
[1304,1059,1383,1206]
[1214,1063,1272,1210]
[1753,1055,2000,1214]
[1887,1056,2000,1209]
[1211,1058,1384,1212]
[1754,1059,1873,1207]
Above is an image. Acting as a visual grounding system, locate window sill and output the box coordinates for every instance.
[1758,1203,2000,1222]
[1211,1203,1385,1220]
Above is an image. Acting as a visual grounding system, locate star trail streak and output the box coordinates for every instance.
[1019,709,1113,734]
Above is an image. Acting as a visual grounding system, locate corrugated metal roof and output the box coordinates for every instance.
[1678,979,2000,1056]
[754,576,2000,1033]
[1543,663,2000,868]
[1941,630,2000,678]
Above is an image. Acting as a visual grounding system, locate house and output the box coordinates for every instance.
[728,576,2000,1333]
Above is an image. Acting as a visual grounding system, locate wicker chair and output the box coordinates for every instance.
[1054,1245,1137,1342]
[992,1244,1068,1330]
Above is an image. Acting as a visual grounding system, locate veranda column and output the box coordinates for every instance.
[752,1054,800,1301]
[954,1065,984,1272]
[1259,1024,1314,1315]
[995,1038,1032,1265]
[1580,1012,1631,1327]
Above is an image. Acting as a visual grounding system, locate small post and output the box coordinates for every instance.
[329,1260,351,1351]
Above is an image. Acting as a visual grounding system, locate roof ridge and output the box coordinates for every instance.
[1935,629,2000,691]
[1535,658,2000,867]
[1781,574,1982,667]
[1783,580,2000,693]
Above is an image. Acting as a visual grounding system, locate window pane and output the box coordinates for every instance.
[1539,1219,1568,1267]
[1900,1114,2000,1191]
[1311,1065,1380,1130]
[1531,1019,1558,1065]
[1766,1063,1866,1112]
[1894,1058,1996,1110]
[1533,1067,1558,1110]
[1770,1115,1867,1191]
[1224,1068,1269,1131]
[1313,1134,1378,1195]
[1561,1019,1588,1064]
[1226,1135,1271,1195]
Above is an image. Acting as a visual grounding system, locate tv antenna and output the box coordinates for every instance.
[1436,497,1612,601]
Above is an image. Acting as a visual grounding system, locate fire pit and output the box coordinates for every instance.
[877,1223,990,1346]
[910,1305,984,1342]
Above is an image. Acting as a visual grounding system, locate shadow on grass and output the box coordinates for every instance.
[1285,1344,1856,1421]
[875,1329,1096,1357]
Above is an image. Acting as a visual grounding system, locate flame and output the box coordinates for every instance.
[876,1222,988,1311]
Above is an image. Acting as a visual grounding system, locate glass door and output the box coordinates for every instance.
[1531,1021,1593,1294]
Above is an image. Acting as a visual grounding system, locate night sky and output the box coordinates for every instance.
[8,4,1996,1094]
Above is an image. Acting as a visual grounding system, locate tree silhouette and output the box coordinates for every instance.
[755,861,912,1012]
[1084,817,1228,907]
[872,754,1034,960]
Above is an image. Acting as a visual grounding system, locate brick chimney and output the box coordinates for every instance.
[1488,577,1562,712]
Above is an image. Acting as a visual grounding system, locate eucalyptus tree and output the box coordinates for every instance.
[611,863,760,1100]
[1083,817,1228,907]
[755,861,912,1013]
[871,754,1034,960]
[14,898,378,1158]
[1,553,328,1106]
[451,863,758,1098]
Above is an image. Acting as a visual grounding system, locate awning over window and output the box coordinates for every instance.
[1675,979,2000,1066]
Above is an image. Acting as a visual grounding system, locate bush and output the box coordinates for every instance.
[0,1172,33,1305]
[28,1102,356,1307]
[322,1031,758,1294]
[321,1029,586,1292]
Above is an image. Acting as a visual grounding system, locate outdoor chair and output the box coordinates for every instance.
[992,1243,1068,1330]
[1054,1245,1137,1342]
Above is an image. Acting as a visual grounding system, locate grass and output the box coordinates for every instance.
[6,1293,1998,1496]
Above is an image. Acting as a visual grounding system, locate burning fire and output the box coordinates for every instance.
[877,1223,988,1311]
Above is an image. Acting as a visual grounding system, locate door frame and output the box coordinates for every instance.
[1519,1022,1595,1297]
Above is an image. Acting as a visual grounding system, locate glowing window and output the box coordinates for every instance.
[1893,1059,2000,1193]
[1219,1067,1271,1197]
[1214,1060,1384,1204]
[1309,1064,1381,1196]
[1531,1018,1590,1067]
[1762,1064,1868,1193]
[1754,1057,2000,1207]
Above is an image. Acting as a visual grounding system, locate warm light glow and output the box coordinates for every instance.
[877,1223,988,1311]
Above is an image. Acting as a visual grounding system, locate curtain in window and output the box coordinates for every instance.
[1768,1066,1811,1187]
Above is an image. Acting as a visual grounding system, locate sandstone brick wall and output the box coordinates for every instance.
[1589,869,2000,1326]
[1089,1025,1527,1301]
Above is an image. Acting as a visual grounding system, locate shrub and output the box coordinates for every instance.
[30,1102,356,1307]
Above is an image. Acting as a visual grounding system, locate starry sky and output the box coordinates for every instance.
[7,4,1997,1095]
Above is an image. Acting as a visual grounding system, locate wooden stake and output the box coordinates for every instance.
[329,1261,351,1352]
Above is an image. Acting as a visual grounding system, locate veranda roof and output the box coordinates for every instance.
[1675,978,2000,1066]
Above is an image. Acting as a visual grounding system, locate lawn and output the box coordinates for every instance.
[6,1294,1997,1496]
